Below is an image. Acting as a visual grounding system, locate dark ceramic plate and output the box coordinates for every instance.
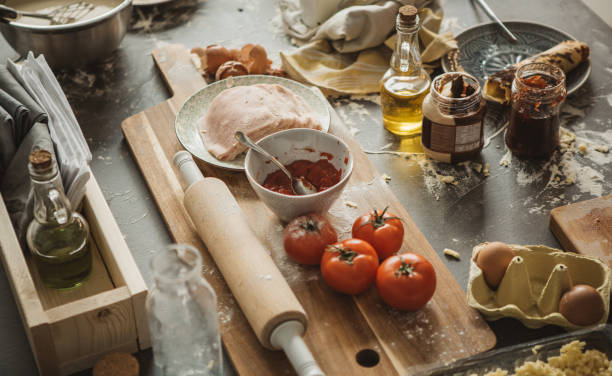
[441,21,591,95]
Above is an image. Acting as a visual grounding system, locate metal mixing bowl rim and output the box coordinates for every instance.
[5,0,132,31]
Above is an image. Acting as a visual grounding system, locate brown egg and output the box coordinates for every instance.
[475,241,515,289]
[559,284,605,326]
[204,44,232,75]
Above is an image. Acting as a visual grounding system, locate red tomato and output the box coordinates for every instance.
[352,207,404,260]
[283,214,338,265]
[376,253,436,311]
[321,239,379,295]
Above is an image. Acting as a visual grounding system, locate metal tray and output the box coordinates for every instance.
[418,324,612,375]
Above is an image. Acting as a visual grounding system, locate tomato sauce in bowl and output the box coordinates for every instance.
[262,159,342,195]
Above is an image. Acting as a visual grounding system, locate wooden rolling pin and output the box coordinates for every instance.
[174,151,324,376]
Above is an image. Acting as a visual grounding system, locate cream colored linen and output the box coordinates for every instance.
[279,0,457,94]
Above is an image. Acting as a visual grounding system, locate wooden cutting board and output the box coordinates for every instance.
[550,195,612,267]
[121,44,496,375]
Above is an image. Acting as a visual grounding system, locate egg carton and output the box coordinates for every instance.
[467,243,611,330]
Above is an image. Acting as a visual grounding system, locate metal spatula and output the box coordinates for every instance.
[0,1,95,25]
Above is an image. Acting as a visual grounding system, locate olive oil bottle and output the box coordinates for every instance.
[380,5,431,136]
[26,149,91,290]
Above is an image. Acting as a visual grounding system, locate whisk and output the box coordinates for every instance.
[0,1,95,25]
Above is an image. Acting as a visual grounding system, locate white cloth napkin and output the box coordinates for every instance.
[8,53,91,208]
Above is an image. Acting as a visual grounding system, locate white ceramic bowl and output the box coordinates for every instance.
[245,128,353,222]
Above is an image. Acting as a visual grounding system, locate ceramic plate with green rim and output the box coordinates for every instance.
[175,75,331,171]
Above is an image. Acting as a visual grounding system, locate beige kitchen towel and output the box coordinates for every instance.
[280,1,457,94]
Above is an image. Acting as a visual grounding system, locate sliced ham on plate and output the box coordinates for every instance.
[201,84,323,161]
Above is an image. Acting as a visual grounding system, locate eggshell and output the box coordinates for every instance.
[239,44,272,75]
[204,44,232,75]
[559,284,605,326]
[475,241,515,289]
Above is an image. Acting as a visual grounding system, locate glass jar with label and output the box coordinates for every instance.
[505,62,566,158]
[421,72,487,163]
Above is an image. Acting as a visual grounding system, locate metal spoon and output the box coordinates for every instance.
[0,2,94,25]
[473,0,518,43]
[235,131,317,195]
[0,5,55,23]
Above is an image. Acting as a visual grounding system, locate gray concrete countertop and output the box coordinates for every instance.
[0,0,611,374]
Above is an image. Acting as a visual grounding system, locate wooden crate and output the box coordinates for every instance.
[0,173,150,376]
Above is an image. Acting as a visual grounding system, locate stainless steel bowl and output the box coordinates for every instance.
[0,0,132,69]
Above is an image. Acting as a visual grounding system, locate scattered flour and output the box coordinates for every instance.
[499,150,512,167]
[348,93,381,106]
[512,127,609,198]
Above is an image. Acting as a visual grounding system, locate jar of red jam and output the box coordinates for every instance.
[505,62,566,158]
[421,72,487,163]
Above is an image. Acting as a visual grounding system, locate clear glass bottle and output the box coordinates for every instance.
[146,244,222,376]
[380,5,431,136]
[506,62,566,158]
[26,149,91,290]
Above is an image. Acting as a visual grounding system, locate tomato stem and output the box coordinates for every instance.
[358,206,403,230]
[326,245,357,265]
[300,218,319,233]
[395,256,414,278]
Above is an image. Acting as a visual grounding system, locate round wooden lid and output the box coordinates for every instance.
[93,353,139,376]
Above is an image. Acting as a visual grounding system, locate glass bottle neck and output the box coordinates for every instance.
[30,169,72,226]
[391,27,422,74]
[151,244,203,294]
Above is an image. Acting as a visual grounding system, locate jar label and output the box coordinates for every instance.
[423,119,483,154]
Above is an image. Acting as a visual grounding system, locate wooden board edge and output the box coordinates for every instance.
[151,44,207,106]
[549,208,578,252]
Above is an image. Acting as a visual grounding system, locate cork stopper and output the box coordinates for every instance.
[29,149,53,171]
[398,5,418,25]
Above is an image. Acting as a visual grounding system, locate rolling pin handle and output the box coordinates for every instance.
[173,151,204,187]
[270,321,325,376]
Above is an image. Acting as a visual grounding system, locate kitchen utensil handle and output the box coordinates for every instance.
[271,321,325,376]
[235,131,293,180]
[0,5,18,20]
[474,0,518,43]
[174,150,204,186]
[178,157,308,350]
